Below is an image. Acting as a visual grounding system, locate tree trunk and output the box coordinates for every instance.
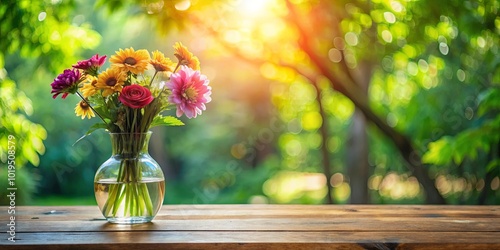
[313,83,334,204]
[347,108,370,203]
[347,62,371,204]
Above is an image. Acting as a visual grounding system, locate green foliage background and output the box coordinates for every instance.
[1,0,499,205]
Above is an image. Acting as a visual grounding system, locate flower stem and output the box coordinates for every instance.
[173,62,181,73]
[76,91,108,125]
[150,71,159,86]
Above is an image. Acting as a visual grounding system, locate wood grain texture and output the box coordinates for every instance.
[1,205,499,249]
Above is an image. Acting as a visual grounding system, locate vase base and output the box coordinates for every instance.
[105,216,154,224]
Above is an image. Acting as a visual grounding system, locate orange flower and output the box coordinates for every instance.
[110,48,150,75]
[173,42,200,71]
[150,50,175,72]
[96,67,127,97]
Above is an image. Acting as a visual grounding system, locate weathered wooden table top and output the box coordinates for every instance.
[1,205,499,249]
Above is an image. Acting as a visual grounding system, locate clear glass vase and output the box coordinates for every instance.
[94,131,165,224]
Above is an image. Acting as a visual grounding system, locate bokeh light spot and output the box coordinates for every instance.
[175,0,191,11]
[344,32,358,46]
[381,30,393,43]
[328,48,342,63]
[333,183,350,202]
[231,143,247,159]
[386,112,398,127]
[301,112,322,131]
[491,177,500,191]
[330,173,344,187]
[285,139,302,156]
[38,12,47,22]
[457,69,466,82]
[439,42,449,55]
[384,12,396,23]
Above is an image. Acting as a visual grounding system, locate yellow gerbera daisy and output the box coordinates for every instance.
[75,100,95,119]
[80,76,98,98]
[96,67,127,97]
[110,48,150,75]
[173,42,200,71]
[150,50,175,72]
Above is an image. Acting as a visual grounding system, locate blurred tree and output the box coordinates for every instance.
[124,0,499,204]
[421,1,500,203]
[0,0,100,204]
[0,77,46,204]
[173,0,444,203]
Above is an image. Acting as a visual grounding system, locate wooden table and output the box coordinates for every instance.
[1,205,499,249]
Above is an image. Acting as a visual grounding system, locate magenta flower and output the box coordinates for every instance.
[166,66,212,119]
[72,54,107,76]
[51,69,81,99]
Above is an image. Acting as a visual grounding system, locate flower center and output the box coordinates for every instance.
[130,89,141,96]
[124,57,137,65]
[153,62,167,72]
[79,101,90,109]
[183,87,198,101]
[106,77,117,86]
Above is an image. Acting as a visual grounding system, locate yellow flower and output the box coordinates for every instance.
[80,76,98,98]
[150,50,175,72]
[110,48,150,75]
[96,67,127,97]
[173,42,200,71]
[75,100,95,119]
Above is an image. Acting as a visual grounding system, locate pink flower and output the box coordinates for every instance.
[73,54,107,76]
[119,85,154,109]
[166,66,212,119]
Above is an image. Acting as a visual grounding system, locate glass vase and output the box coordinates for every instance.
[94,131,165,224]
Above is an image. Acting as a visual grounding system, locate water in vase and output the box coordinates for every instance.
[94,177,165,224]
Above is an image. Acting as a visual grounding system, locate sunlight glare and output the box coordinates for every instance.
[175,0,191,11]
[224,30,242,43]
[237,0,269,16]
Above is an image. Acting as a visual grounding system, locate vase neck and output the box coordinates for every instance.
[109,132,152,158]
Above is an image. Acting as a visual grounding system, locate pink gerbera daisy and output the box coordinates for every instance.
[166,66,212,119]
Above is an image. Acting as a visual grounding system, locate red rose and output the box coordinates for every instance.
[119,85,154,109]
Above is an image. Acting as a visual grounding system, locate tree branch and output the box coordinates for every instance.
[284,0,445,204]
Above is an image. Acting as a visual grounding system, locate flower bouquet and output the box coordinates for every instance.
[51,43,211,223]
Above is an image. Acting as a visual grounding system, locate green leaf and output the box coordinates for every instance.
[422,137,454,165]
[72,122,108,146]
[486,159,500,173]
[477,88,500,116]
[150,115,185,127]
